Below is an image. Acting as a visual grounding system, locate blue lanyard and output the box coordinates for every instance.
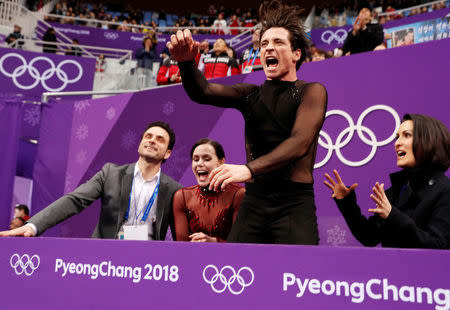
[243,47,259,70]
[125,178,160,223]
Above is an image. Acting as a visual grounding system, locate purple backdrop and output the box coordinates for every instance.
[0,47,95,97]
[29,39,450,246]
[1,237,449,309]
[0,96,22,230]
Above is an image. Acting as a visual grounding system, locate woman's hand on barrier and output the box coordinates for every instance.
[0,225,36,237]
[324,169,358,199]
[368,182,392,219]
[189,232,217,242]
[166,29,199,62]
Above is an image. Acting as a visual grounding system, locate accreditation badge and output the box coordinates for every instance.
[123,224,149,240]
[242,65,253,74]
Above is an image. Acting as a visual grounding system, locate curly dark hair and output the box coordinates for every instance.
[259,0,310,70]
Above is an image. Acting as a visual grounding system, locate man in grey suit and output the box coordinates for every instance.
[0,121,182,240]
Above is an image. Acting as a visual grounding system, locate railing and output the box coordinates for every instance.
[0,0,21,25]
[8,38,133,60]
[42,12,257,34]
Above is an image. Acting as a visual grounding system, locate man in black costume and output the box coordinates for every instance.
[167,0,327,245]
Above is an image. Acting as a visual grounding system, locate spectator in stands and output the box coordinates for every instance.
[0,121,182,240]
[5,25,24,48]
[311,49,327,62]
[324,114,450,249]
[240,28,261,73]
[42,27,58,53]
[200,38,239,79]
[229,14,241,35]
[65,38,82,56]
[135,37,156,88]
[212,12,230,35]
[14,204,30,221]
[242,10,257,28]
[157,56,181,85]
[342,8,384,55]
[196,39,210,69]
[173,138,245,242]
[10,217,25,230]
[96,54,106,73]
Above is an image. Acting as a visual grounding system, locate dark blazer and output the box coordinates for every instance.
[29,163,182,240]
[335,168,450,249]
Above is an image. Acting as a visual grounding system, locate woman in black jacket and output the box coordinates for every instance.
[324,114,450,249]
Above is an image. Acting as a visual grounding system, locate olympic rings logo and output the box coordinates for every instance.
[321,29,350,44]
[203,264,254,295]
[104,32,119,40]
[315,105,400,168]
[10,254,40,276]
[0,52,83,92]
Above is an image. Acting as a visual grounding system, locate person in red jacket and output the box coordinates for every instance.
[201,38,240,79]
[157,57,181,85]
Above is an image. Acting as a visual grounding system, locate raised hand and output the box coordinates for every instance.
[324,169,358,199]
[166,29,200,62]
[368,182,392,219]
[352,17,361,35]
[0,224,36,237]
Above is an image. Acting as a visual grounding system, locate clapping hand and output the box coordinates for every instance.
[324,169,358,199]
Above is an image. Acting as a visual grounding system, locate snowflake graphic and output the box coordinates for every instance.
[163,101,175,115]
[76,123,89,141]
[23,105,41,127]
[106,107,116,120]
[74,100,90,113]
[64,173,74,193]
[75,150,87,164]
[163,143,190,180]
[327,225,347,246]
[121,130,137,150]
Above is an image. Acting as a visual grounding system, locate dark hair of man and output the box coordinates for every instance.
[141,121,176,150]
[190,138,226,160]
[15,204,29,215]
[403,114,450,171]
[259,0,309,70]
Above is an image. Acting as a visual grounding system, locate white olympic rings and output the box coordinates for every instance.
[203,264,254,295]
[104,32,119,40]
[321,29,349,44]
[315,105,400,168]
[0,52,83,92]
[10,253,40,276]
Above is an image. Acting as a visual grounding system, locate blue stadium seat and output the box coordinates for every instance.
[143,11,152,24]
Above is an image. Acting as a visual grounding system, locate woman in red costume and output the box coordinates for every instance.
[173,138,245,242]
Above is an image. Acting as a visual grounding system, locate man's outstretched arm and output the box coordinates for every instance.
[168,29,254,108]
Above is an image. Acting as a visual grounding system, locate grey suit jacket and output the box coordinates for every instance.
[29,163,182,240]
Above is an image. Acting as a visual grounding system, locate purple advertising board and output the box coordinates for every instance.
[0,47,95,97]
[1,237,449,309]
[27,39,450,246]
